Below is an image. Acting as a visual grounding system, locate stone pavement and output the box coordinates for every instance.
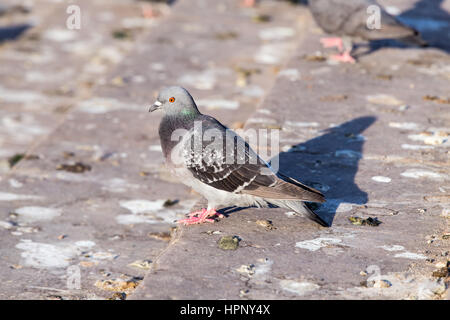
[130,0,450,300]
[0,0,448,300]
[0,0,310,299]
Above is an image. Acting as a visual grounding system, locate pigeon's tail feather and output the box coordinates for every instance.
[269,199,330,227]
[399,32,428,47]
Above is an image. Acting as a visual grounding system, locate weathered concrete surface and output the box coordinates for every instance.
[0,0,171,299]
[0,0,154,172]
[0,0,308,299]
[130,1,449,300]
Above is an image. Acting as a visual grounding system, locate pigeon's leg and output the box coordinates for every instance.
[329,51,356,63]
[177,208,222,225]
[320,37,344,51]
[328,37,355,63]
[141,4,158,18]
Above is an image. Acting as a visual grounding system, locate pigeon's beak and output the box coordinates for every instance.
[149,100,162,112]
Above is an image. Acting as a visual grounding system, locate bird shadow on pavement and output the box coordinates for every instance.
[218,116,376,227]
[0,24,31,43]
[270,116,377,227]
[396,0,450,52]
[355,0,450,57]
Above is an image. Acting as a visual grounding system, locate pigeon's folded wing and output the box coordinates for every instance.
[182,122,324,203]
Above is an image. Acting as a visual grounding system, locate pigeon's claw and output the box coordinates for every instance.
[320,37,344,51]
[330,51,356,64]
[177,208,221,225]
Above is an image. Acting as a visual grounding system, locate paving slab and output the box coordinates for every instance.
[130,0,449,300]
[0,0,158,172]
[0,0,308,299]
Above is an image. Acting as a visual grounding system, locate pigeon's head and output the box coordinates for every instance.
[149,86,199,116]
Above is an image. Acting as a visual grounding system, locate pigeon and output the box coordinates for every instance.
[149,86,328,227]
[308,0,427,63]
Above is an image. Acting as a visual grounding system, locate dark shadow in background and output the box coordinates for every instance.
[296,0,450,55]
[396,0,450,52]
[356,0,450,56]
[271,116,376,226]
[0,24,31,44]
[220,116,376,227]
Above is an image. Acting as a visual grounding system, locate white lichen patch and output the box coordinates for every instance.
[336,203,353,212]
[0,192,42,201]
[121,17,156,28]
[279,280,320,296]
[278,69,300,81]
[196,99,240,110]
[295,237,342,251]
[8,179,23,188]
[74,240,96,249]
[240,85,264,98]
[101,178,140,193]
[388,122,421,130]
[253,258,273,279]
[119,200,166,214]
[284,211,298,218]
[14,206,61,223]
[258,27,295,41]
[76,98,142,114]
[394,252,427,260]
[96,46,124,64]
[246,118,278,125]
[1,115,50,143]
[284,121,319,128]
[0,86,45,103]
[378,245,405,252]
[178,68,230,90]
[90,251,118,261]
[0,220,14,229]
[371,176,392,183]
[148,145,162,152]
[401,144,434,150]
[117,199,196,225]
[15,239,95,269]
[442,207,450,218]
[254,43,291,65]
[44,28,77,42]
[55,172,92,182]
[256,109,272,115]
[366,94,404,106]
[401,169,446,180]
[408,131,448,146]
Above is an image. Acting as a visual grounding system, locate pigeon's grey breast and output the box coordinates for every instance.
[158,113,195,162]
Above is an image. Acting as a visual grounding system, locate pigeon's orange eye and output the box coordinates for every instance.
[169,97,175,103]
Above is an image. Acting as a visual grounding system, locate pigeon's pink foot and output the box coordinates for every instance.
[141,4,158,19]
[241,0,256,8]
[329,51,356,64]
[320,37,344,51]
[177,208,222,225]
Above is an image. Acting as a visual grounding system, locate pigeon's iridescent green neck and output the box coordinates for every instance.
[181,108,196,117]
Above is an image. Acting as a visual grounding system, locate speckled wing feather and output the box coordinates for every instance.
[181,115,325,203]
